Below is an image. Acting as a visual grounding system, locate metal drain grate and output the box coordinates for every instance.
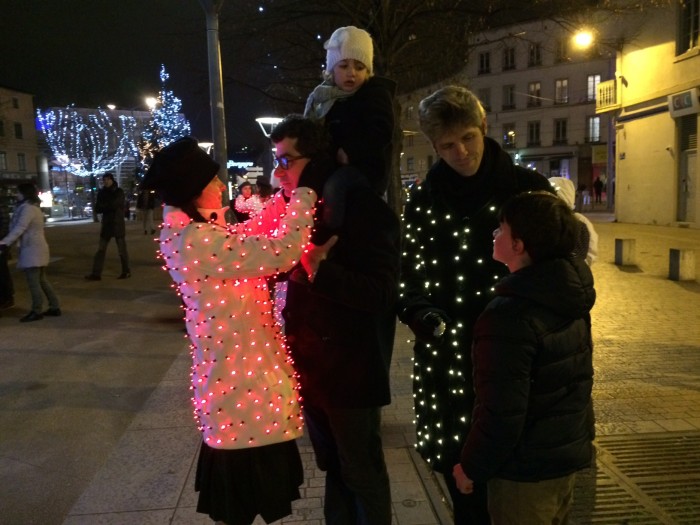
[571,432,700,524]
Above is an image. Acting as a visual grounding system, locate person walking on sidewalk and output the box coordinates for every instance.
[397,85,553,523]
[0,183,61,322]
[143,136,322,525]
[85,173,131,281]
[279,115,401,525]
[453,191,596,524]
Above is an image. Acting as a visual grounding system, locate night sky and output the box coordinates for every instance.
[0,0,271,153]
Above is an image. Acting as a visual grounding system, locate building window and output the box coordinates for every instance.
[18,153,27,171]
[0,120,4,137]
[503,123,516,148]
[528,43,542,66]
[554,119,568,145]
[0,152,6,170]
[555,79,569,104]
[587,116,601,143]
[478,51,491,74]
[555,38,569,62]
[527,121,541,146]
[14,123,23,139]
[478,87,491,112]
[587,74,601,102]
[502,47,516,70]
[678,0,699,54]
[407,157,415,172]
[502,85,516,110]
[405,105,414,120]
[406,134,414,148]
[12,97,19,109]
[527,82,542,107]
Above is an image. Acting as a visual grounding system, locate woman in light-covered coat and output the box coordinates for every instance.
[0,183,60,322]
[143,136,320,525]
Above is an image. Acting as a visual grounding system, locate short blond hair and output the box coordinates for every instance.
[418,85,486,143]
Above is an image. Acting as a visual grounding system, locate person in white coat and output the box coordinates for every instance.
[0,183,61,322]
[549,177,598,265]
[142,134,326,525]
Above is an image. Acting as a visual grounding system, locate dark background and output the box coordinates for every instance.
[0,0,278,154]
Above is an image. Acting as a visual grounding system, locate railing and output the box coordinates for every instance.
[596,79,620,112]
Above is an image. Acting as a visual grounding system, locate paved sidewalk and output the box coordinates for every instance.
[2,214,700,524]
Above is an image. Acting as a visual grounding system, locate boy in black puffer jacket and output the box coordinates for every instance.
[453,191,596,524]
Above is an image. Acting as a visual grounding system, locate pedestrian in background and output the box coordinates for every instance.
[0,183,61,322]
[0,200,15,311]
[397,85,553,523]
[549,176,598,265]
[85,172,131,280]
[304,25,396,241]
[137,187,157,235]
[453,191,595,524]
[277,115,401,525]
[143,136,321,525]
[232,180,262,222]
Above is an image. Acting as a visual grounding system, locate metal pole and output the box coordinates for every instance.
[198,0,229,203]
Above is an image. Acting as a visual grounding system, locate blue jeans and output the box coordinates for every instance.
[24,266,60,313]
[91,235,130,276]
[303,403,391,525]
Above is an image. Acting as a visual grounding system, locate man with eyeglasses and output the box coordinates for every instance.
[269,114,401,525]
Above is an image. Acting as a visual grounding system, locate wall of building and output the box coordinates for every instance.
[612,5,700,227]
[0,86,43,186]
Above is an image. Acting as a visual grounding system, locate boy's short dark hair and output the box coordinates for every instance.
[269,114,330,159]
[102,173,115,182]
[499,191,578,263]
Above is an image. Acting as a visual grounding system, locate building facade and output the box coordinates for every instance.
[398,19,613,200]
[0,86,46,206]
[399,2,700,228]
[598,2,700,227]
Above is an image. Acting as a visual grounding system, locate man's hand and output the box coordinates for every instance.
[408,307,451,344]
[453,464,474,495]
[301,235,338,282]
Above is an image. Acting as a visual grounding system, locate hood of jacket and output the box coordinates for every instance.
[495,256,596,319]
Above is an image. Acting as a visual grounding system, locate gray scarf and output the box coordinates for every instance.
[303,82,353,120]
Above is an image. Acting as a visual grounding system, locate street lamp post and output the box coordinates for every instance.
[572,29,623,213]
[198,0,229,202]
[255,117,282,182]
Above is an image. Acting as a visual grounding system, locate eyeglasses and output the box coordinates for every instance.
[273,154,306,170]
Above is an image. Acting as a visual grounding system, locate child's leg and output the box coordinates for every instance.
[322,166,370,229]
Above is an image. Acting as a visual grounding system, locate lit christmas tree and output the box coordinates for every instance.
[140,65,192,166]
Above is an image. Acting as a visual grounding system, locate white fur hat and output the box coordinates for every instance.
[324,26,374,74]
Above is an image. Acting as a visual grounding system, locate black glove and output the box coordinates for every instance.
[408,307,451,345]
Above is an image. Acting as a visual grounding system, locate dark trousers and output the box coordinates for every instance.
[0,250,14,302]
[91,235,129,276]
[303,402,391,525]
[443,471,490,525]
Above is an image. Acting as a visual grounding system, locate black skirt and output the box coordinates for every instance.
[195,439,304,524]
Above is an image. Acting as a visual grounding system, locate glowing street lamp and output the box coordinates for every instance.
[256,117,283,181]
[255,117,283,138]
